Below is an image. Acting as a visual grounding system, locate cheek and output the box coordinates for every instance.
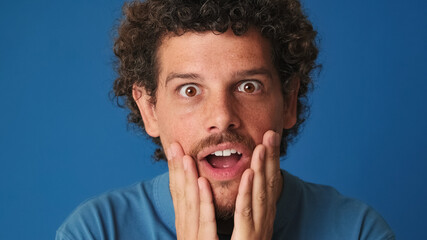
[176,114,201,139]
[240,100,284,137]
[157,107,202,151]
[245,113,279,144]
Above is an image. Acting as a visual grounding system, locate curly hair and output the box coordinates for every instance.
[113,0,319,161]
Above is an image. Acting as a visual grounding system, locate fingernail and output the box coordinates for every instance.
[271,132,280,147]
[259,145,266,159]
[183,158,188,171]
[249,171,254,182]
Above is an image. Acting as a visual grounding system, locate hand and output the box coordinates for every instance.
[167,143,219,240]
[231,130,282,240]
[167,130,282,240]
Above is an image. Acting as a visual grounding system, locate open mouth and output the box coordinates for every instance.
[196,143,251,180]
[205,149,243,169]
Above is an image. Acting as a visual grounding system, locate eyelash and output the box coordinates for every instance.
[178,83,201,98]
[176,80,263,98]
[236,80,262,93]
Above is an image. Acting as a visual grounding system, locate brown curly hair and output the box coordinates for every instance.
[112,0,319,161]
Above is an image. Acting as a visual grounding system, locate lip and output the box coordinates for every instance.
[196,142,252,181]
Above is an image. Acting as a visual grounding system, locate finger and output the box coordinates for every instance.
[167,142,186,200]
[198,177,218,239]
[263,130,282,204]
[233,169,254,238]
[263,130,281,174]
[250,144,267,225]
[167,142,186,237]
[184,155,200,239]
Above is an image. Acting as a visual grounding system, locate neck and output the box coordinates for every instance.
[216,218,234,235]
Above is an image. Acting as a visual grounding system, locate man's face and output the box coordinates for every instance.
[135,28,297,216]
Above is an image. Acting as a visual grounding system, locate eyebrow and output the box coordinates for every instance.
[165,72,201,86]
[164,67,273,86]
[234,67,273,79]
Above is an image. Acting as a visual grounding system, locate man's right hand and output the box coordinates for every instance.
[167,143,219,240]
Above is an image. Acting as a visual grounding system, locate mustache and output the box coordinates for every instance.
[189,131,256,160]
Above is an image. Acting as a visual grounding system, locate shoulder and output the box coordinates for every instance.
[56,173,175,240]
[281,171,395,239]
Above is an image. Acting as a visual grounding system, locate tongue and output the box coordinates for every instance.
[207,155,240,169]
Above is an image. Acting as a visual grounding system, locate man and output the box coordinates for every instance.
[57,0,395,239]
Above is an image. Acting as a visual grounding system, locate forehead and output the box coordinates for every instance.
[155,28,276,84]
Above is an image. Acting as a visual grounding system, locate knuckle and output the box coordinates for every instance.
[268,172,281,189]
[270,150,279,160]
[185,201,194,211]
[171,188,184,200]
[257,191,267,203]
[267,177,275,189]
[241,206,252,218]
[169,187,176,196]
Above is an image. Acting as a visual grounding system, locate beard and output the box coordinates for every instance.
[215,203,234,220]
[212,181,236,220]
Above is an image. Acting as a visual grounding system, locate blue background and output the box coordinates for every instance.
[0,0,426,239]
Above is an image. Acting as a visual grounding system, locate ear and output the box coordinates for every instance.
[283,77,300,129]
[132,84,160,137]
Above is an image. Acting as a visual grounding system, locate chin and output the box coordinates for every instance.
[210,178,240,220]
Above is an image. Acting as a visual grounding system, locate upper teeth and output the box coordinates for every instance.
[211,149,241,157]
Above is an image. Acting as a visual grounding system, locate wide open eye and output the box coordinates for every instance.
[237,80,261,93]
[178,84,201,97]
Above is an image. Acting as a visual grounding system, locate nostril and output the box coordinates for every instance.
[208,123,237,133]
[205,103,240,132]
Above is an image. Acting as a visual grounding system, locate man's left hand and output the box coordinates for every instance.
[231,130,282,240]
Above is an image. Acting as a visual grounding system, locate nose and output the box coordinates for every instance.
[204,92,240,133]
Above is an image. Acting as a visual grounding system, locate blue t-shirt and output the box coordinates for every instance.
[56,170,395,239]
